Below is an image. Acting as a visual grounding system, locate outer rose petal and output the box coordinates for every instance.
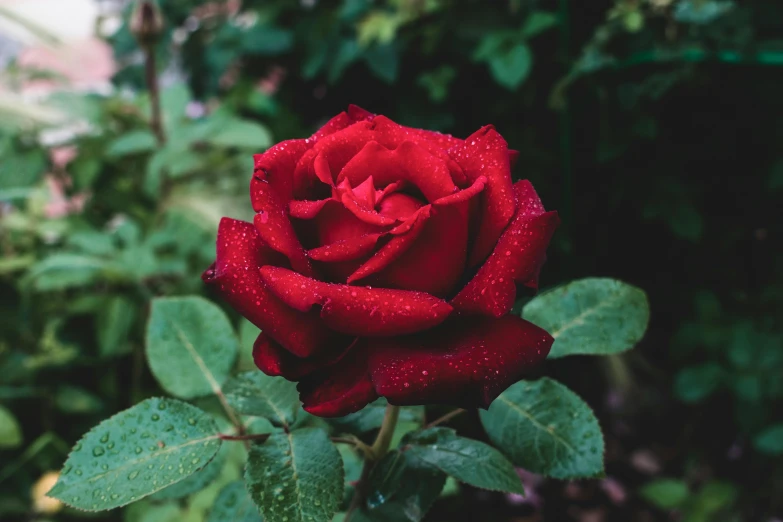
[368,316,553,409]
[298,348,378,417]
[449,125,516,266]
[253,332,353,381]
[253,208,313,277]
[252,139,309,207]
[451,180,559,317]
[201,218,331,357]
[309,105,375,142]
[258,266,453,336]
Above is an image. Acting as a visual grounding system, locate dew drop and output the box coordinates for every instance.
[99,433,110,443]
[151,414,160,421]
[127,471,139,480]
[92,447,105,457]
[187,418,197,426]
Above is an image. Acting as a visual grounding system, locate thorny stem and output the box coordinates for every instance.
[143,44,166,145]
[345,405,400,522]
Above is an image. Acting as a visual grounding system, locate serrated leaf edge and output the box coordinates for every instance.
[47,397,222,512]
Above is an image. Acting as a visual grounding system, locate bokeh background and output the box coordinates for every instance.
[1,0,782,521]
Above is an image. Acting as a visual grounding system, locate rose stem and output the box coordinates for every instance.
[345,404,401,521]
[424,408,466,429]
[143,43,166,145]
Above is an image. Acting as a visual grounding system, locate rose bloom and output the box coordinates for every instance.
[203,106,559,417]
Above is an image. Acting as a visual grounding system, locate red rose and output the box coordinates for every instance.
[203,105,559,417]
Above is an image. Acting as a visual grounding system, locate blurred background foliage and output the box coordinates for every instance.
[0,0,782,521]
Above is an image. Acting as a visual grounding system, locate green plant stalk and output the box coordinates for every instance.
[143,44,166,145]
[345,405,401,521]
[370,404,400,459]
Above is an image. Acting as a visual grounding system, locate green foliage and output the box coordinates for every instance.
[208,481,263,522]
[245,429,344,522]
[480,378,604,479]
[402,428,523,494]
[753,423,783,455]
[0,404,23,448]
[224,371,300,427]
[640,479,738,522]
[146,297,239,400]
[47,397,222,511]
[523,278,650,359]
[355,449,446,522]
[640,478,690,509]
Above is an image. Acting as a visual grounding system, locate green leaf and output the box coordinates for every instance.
[489,43,532,90]
[151,443,226,500]
[245,428,343,522]
[0,405,22,448]
[355,449,446,522]
[224,371,299,427]
[523,278,650,359]
[97,296,137,357]
[674,362,724,403]
[208,481,263,522]
[402,428,522,494]
[146,296,239,400]
[364,44,399,83]
[521,11,559,38]
[753,423,783,455]
[47,397,221,511]
[25,254,119,291]
[472,32,515,62]
[479,378,604,479]
[106,131,157,158]
[640,479,689,509]
[54,386,103,415]
[209,120,273,150]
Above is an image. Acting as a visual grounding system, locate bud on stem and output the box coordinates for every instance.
[130,0,165,48]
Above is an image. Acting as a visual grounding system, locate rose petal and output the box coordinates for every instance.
[258,266,453,336]
[347,206,431,284]
[309,105,374,143]
[298,346,378,417]
[509,149,520,169]
[295,121,377,186]
[370,116,464,174]
[252,139,309,207]
[451,180,559,317]
[368,316,553,408]
[202,218,331,357]
[337,141,456,202]
[346,104,375,122]
[449,125,516,266]
[378,192,426,220]
[253,332,354,381]
[289,199,330,219]
[370,202,469,297]
[253,207,313,277]
[432,175,487,207]
[307,233,382,262]
[352,175,377,208]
